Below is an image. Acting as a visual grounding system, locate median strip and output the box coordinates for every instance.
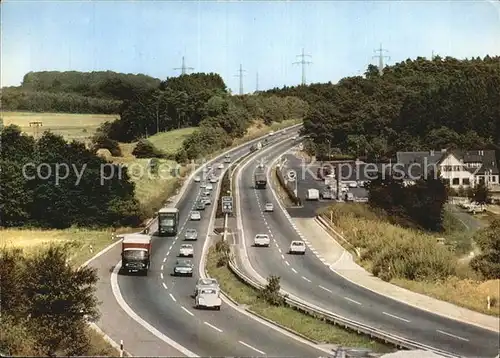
[205,242,394,353]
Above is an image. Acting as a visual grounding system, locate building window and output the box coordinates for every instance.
[452,178,460,185]
[463,178,470,186]
[491,176,498,183]
[478,176,485,184]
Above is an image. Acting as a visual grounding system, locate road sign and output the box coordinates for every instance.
[222,196,233,214]
[287,169,297,182]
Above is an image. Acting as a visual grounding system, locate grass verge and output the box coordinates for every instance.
[206,244,393,353]
[2,111,116,142]
[318,203,500,317]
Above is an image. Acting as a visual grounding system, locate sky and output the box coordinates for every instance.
[2,0,500,94]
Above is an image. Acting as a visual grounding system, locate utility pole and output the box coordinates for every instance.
[373,43,390,76]
[29,121,43,140]
[174,56,194,75]
[255,72,259,92]
[234,64,246,95]
[293,48,312,85]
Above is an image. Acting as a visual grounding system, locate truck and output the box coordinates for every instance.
[157,207,179,236]
[306,188,319,201]
[121,234,151,275]
[254,170,267,189]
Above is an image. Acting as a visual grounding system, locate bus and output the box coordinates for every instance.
[157,207,179,236]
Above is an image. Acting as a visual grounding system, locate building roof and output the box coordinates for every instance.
[396,149,499,176]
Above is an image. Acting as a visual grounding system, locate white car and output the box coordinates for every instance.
[201,197,212,206]
[289,240,306,255]
[179,244,194,257]
[200,181,207,188]
[184,228,198,241]
[194,176,201,183]
[206,183,213,191]
[190,211,201,221]
[269,131,275,136]
[209,176,218,183]
[217,163,224,170]
[254,234,270,247]
[194,278,219,297]
[348,182,357,188]
[195,288,221,310]
[264,203,274,212]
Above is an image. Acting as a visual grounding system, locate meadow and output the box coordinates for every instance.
[318,204,500,316]
[2,111,116,142]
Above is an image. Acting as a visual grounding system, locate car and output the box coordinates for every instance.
[184,228,198,241]
[348,182,357,188]
[207,165,212,170]
[217,163,224,170]
[264,203,274,212]
[289,240,306,255]
[202,190,210,196]
[190,211,201,220]
[269,131,275,136]
[206,183,213,191]
[195,201,205,211]
[194,278,219,297]
[209,176,218,183]
[200,181,207,188]
[224,155,231,163]
[195,288,221,310]
[173,259,194,276]
[254,234,270,247]
[202,197,212,206]
[179,244,194,257]
[194,176,201,183]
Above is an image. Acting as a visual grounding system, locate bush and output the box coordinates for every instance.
[215,239,231,267]
[259,275,285,306]
[91,132,122,157]
[0,245,100,356]
[132,139,164,158]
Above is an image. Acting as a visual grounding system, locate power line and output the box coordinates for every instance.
[292,48,312,85]
[174,56,194,75]
[234,64,246,95]
[372,43,390,75]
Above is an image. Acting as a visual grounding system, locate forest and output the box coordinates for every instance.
[266,55,500,160]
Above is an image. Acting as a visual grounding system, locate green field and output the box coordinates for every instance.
[148,127,196,155]
[1,111,117,142]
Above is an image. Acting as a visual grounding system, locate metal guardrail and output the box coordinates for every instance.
[227,259,460,358]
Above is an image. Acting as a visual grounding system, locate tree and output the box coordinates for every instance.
[132,139,164,158]
[473,181,491,204]
[470,219,500,279]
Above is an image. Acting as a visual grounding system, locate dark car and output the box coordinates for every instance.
[196,201,205,210]
[173,259,194,276]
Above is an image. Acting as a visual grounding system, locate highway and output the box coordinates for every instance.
[238,142,500,358]
[115,130,333,357]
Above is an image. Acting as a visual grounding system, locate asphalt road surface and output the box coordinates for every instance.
[238,143,500,358]
[115,131,333,356]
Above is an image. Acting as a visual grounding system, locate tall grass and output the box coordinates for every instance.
[318,204,499,316]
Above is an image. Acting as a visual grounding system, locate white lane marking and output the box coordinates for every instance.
[302,276,311,282]
[110,263,198,356]
[383,311,410,323]
[181,306,194,316]
[163,257,167,263]
[204,321,223,333]
[160,265,164,271]
[160,272,164,279]
[167,251,171,256]
[291,268,298,273]
[436,330,469,341]
[238,340,266,355]
[162,282,168,290]
[169,293,176,302]
[284,260,290,266]
[281,254,285,259]
[277,247,281,253]
[169,245,173,251]
[319,285,332,293]
[344,296,362,305]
